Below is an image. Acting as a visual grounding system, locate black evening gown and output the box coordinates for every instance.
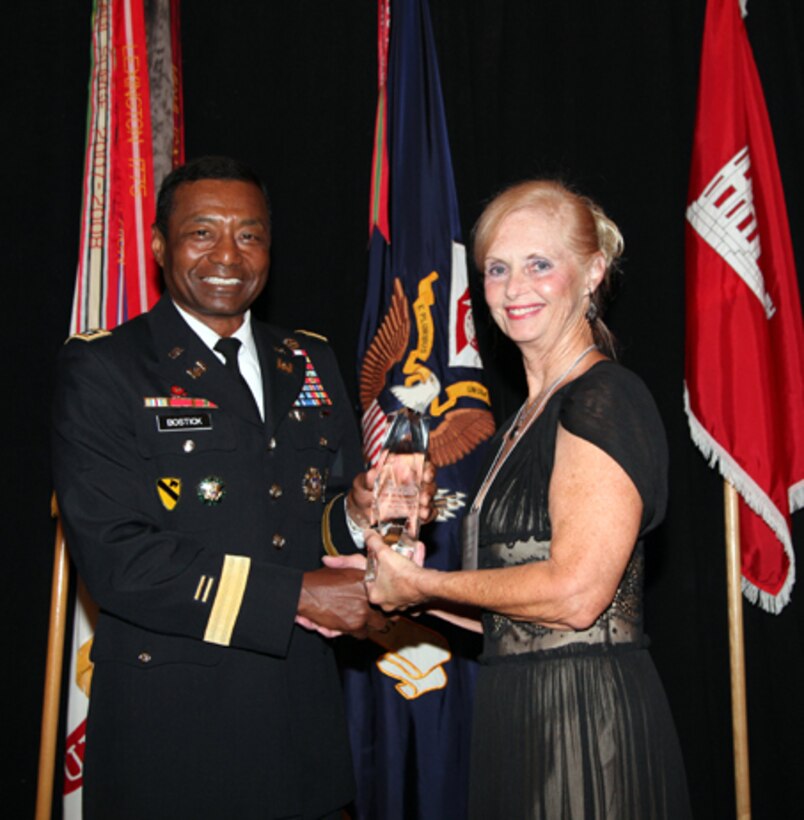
[468,362,692,820]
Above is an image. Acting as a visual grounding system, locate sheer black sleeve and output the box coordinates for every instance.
[560,362,669,535]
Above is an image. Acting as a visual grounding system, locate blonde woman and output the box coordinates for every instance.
[357,181,692,819]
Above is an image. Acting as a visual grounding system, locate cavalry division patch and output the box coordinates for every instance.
[156,477,182,511]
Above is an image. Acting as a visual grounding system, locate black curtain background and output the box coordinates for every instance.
[8,2,803,817]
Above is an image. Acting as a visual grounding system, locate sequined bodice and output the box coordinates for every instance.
[479,537,644,658]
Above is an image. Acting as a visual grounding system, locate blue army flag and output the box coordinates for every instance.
[340,1,495,818]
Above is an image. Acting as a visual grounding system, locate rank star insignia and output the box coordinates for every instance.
[302,466,325,503]
[157,477,182,510]
[197,476,226,505]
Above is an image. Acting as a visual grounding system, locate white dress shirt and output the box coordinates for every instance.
[173,302,265,421]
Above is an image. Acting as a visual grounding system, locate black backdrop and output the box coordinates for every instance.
[7,2,804,818]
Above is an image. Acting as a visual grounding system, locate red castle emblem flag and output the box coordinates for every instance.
[684,0,804,612]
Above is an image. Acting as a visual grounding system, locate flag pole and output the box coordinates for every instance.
[35,495,70,820]
[724,480,751,819]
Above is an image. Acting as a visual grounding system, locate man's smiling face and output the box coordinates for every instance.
[152,178,271,337]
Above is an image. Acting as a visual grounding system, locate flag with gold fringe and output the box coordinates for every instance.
[684,0,804,613]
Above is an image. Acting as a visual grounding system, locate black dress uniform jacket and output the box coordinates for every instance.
[52,295,363,820]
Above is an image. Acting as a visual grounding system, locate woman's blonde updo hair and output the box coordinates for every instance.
[472,179,624,358]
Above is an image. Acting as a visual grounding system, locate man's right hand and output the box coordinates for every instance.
[297,567,387,638]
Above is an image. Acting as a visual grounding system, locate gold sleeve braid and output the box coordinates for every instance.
[322,494,344,556]
[204,555,251,646]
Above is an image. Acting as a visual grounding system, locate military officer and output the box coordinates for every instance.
[52,156,392,819]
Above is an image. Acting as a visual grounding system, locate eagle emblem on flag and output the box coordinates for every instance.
[359,277,494,469]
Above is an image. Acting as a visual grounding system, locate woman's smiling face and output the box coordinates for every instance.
[483,207,598,353]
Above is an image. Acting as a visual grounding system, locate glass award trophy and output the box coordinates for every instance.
[365,408,430,582]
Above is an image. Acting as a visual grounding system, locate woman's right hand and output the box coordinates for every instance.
[364,530,430,612]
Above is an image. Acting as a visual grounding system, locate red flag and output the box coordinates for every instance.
[367,0,390,241]
[112,0,160,319]
[685,0,804,612]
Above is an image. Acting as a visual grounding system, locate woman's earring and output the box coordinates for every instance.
[585,301,599,322]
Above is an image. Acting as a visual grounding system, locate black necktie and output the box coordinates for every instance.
[214,336,243,375]
[214,337,259,415]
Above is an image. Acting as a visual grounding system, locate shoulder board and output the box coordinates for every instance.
[295,329,328,343]
[65,328,112,344]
